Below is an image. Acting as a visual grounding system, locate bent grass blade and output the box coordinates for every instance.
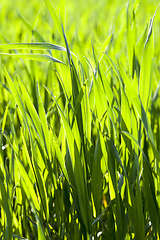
[0,52,65,64]
[0,42,67,51]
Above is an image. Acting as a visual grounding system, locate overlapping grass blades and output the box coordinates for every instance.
[139,5,160,112]
[0,41,69,64]
[1,0,160,239]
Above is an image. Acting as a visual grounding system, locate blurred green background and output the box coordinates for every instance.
[1,0,160,47]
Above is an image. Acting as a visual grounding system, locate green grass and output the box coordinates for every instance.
[0,0,160,239]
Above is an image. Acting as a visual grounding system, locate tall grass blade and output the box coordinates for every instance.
[127,1,134,76]
[44,0,64,39]
[16,157,40,211]
[0,180,12,240]
[139,7,158,111]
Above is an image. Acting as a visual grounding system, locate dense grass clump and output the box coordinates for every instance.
[0,0,160,239]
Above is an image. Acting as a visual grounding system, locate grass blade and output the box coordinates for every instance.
[0,52,64,64]
[44,0,63,39]
[0,180,12,240]
[0,42,67,51]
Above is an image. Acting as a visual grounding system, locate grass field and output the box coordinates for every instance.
[0,0,160,239]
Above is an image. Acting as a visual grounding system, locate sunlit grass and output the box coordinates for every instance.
[0,0,160,239]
